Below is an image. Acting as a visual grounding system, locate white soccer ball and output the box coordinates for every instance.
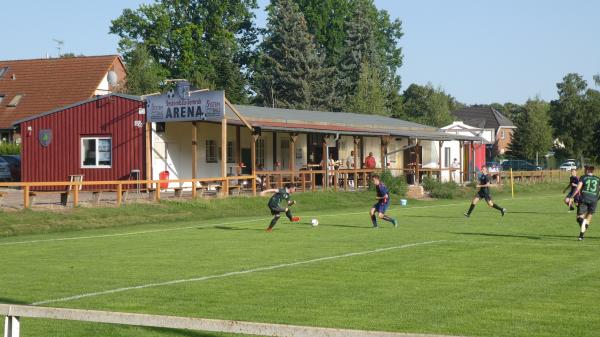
[311,219,319,227]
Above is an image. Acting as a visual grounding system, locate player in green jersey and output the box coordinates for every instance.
[574,166,600,241]
[261,183,300,232]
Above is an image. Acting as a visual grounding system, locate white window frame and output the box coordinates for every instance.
[444,147,451,168]
[81,136,112,168]
[500,130,505,140]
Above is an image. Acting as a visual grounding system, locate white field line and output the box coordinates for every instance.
[32,240,445,306]
[0,194,557,247]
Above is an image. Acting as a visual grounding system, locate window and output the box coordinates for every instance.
[280,139,290,168]
[206,140,217,163]
[444,147,451,167]
[0,67,7,78]
[227,141,235,163]
[7,94,23,107]
[501,130,505,139]
[81,137,112,168]
[0,95,4,104]
[256,138,265,167]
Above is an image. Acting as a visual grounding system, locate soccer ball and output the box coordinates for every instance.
[311,219,319,227]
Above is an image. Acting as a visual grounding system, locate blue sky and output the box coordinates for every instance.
[1,0,598,104]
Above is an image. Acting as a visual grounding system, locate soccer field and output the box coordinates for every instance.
[1,192,599,337]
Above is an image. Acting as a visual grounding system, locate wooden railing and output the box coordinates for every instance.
[0,175,256,209]
[256,168,379,192]
[0,304,455,337]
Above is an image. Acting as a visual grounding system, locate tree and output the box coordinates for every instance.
[550,73,598,158]
[334,0,403,112]
[120,43,167,96]
[507,98,553,160]
[110,0,257,102]
[346,61,386,114]
[400,84,456,127]
[252,0,333,110]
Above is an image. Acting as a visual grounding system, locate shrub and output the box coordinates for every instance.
[0,142,20,155]
[370,170,408,197]
[422,176,461,199]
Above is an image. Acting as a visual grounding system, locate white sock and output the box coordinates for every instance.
[581,219,588,233]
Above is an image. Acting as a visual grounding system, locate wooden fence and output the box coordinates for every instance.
[0,304,463,337]
[0,169,572,209]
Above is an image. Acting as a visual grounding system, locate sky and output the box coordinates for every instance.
[1,0,598,105]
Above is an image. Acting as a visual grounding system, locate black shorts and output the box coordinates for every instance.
[476,190,491,202]
[578,196,598,215]
[269,206,287,215]
[566,190,577,198]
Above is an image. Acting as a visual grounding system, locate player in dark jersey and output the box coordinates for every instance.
[562,169,579,211]
[464,166,506,217]
[370,175,398,228]
[261,183,300,232]
[574,166,600,241]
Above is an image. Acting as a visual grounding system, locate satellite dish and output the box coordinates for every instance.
[107,71,119,86]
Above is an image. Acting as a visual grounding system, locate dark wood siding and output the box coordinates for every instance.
[20,96,146,191]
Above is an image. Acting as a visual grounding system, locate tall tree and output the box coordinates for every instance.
[346,61,386,114]
[253,0,332,110]
[507,98,553,160]
[400,84,455,127]
[550,73,598,158]
[120,43,167,95]
[293,0,351,67]
[110,0,258,102]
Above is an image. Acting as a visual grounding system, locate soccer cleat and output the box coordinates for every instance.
[392,219,398,228]
[463,213,470,218]
[501,208,506,217]
[578,236,584,241]
[372,225,379,229]
[265,227,273,232]
[291,216,301,222]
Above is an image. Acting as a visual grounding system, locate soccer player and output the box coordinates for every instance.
[261,183,300,232]
[574,166,600,241]
[369,175,398,228]
[562,169,579,211]
[464,166,506,217]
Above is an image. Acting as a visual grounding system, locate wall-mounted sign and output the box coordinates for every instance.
[39,129,52,147]
[147,82,225,123]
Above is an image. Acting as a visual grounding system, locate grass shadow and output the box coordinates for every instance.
[142,326,235,337]
[0,297,29,305]
[453,232,542,240]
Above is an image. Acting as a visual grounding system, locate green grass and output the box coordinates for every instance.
[1,185,598,337]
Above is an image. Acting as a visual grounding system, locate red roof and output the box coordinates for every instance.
[0,55,125,129]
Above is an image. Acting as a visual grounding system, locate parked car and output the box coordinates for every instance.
[0,157,11,181]
[501,160,542,171]
[559,161,577,171]
[0,155,20,181]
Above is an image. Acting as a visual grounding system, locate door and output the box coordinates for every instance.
[241,148,251,174]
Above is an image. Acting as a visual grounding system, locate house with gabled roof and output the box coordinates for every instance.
[0,55,126,142]
[450,106,516,160]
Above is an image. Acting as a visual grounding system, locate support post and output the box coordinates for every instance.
[322,139,328,189]
[117,183,123,207]
[4,316,20,337]
[289,134,298,171]
[353,137,359,189]
[221,117,228,197]
[145,122,152,189]
[251,133,258,196]
[438,141,444,181]
[73,183,79,207]
[380,136,387,170]
[459,141,464,184]
[191,122,198,199]
[235,125,241,172]
[415,141,421,186]
[23,185,29,209]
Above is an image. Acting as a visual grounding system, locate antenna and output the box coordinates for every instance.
[52,39,64,56]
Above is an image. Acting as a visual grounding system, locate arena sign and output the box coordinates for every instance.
[147,83,225,122]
